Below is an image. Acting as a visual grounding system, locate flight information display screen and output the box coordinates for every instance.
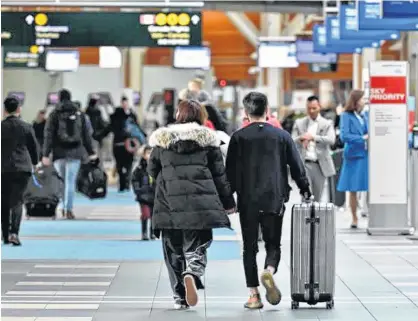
[173,46,211,70]
[1,11,202,48]
[296,40,338,64]
[257,40,299,68]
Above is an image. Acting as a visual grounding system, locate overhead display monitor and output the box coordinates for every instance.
[257,38,299,68]
[383,0,418,18]
[173,46,211,70]
[46,92,59,105]
[7,92,25,105]
[339,3,400,40]
[357,0,418,30]
[295,40,337,64]
[1,11,202,47]
[99,46,122,69]
[45,49,79,72]
[309,63,338,73]
[313,23,363,54]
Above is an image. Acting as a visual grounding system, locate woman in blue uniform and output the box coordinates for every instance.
[337,90,368,228]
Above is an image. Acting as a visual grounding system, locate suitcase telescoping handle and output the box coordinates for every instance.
[305,200,320,304]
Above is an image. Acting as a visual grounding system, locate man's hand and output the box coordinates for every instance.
[41,157,51,167]
[302,140,309,149]
[301,190,313,203]
[302,133,314,141]
[88,154,98,161]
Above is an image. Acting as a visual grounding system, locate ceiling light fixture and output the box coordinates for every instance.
[1,1,205,7]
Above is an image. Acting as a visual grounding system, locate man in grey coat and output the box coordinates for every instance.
[292,96,336,201]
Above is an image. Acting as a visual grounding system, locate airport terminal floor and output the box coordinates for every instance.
[1,187,418,321]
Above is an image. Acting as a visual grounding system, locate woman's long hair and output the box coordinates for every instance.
[345,90,364,113]
[176,99,207,125]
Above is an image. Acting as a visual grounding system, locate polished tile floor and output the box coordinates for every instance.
[2,188,418,320]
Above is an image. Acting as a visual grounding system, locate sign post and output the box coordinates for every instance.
[367,61,413,235]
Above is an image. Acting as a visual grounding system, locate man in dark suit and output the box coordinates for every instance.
[226,92,311,310]
[1,97,39,246]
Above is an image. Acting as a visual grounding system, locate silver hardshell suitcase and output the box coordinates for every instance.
[290,202,336,309]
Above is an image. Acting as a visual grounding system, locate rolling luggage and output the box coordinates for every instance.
[328,149,345,207]
[290,202,336,309]
[77,160,107,199]
[24,166,63,219]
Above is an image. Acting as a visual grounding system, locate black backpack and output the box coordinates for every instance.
[56,104,84,147]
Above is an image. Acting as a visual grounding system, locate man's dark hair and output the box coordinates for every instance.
[121,96,128,102]
[243,92,268,118]
[59,89,71,102]
[307,95,319,103]
[4,97,20,114]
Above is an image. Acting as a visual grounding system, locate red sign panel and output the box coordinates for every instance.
[409,111,416,132]
[369,76,407,104]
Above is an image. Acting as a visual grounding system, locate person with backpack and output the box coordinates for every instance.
[2,97,39,246]
[131,145,156,240]
[42,89,96,219]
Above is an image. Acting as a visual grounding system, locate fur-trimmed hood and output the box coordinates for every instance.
[149,122,220,150]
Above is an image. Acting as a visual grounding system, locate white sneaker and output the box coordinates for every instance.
[174,300,189,310]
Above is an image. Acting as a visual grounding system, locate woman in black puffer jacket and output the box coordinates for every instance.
[148,99,235,310]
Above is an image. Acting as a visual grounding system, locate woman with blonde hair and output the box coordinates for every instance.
[337,90,369,228]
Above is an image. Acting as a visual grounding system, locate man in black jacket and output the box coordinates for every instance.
[32,109,46,152]
[226,92,311,309]
[106,96,141,192]
[42,89,96,219]
[2,97,39,245]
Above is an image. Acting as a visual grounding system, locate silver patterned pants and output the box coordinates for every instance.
[162,229,213,302]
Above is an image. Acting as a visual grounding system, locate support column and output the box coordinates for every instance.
[319,80,333,108]
[360,48,378,91]
[407,32,418,115]
[261,13,283,110]
[352,53,361,90]
[127,48,147,117]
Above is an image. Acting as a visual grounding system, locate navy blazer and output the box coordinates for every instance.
[340,111,368,159]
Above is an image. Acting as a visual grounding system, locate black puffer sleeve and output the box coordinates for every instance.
[207,147,236,210]
[147,147,162,179]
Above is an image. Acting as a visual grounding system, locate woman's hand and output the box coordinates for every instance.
[225,208,236,214]
[363,134,369,140]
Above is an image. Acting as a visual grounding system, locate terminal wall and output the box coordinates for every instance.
[141,66,213,110]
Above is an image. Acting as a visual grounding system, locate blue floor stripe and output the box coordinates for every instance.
[1,239,240,260]
[20,221,236,237]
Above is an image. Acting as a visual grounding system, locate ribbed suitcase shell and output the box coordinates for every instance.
[290,202,336,309]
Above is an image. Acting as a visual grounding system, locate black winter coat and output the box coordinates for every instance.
[85,105,108,142]
[107,107,141,145]
[42,101,95,161]
[226,122,310,213]
[132,158,156,205]
[2,115,39,173]
[148,122,235,230]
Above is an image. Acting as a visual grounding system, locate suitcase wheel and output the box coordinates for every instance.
[326,300,334,309]
[291,301,299,310]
